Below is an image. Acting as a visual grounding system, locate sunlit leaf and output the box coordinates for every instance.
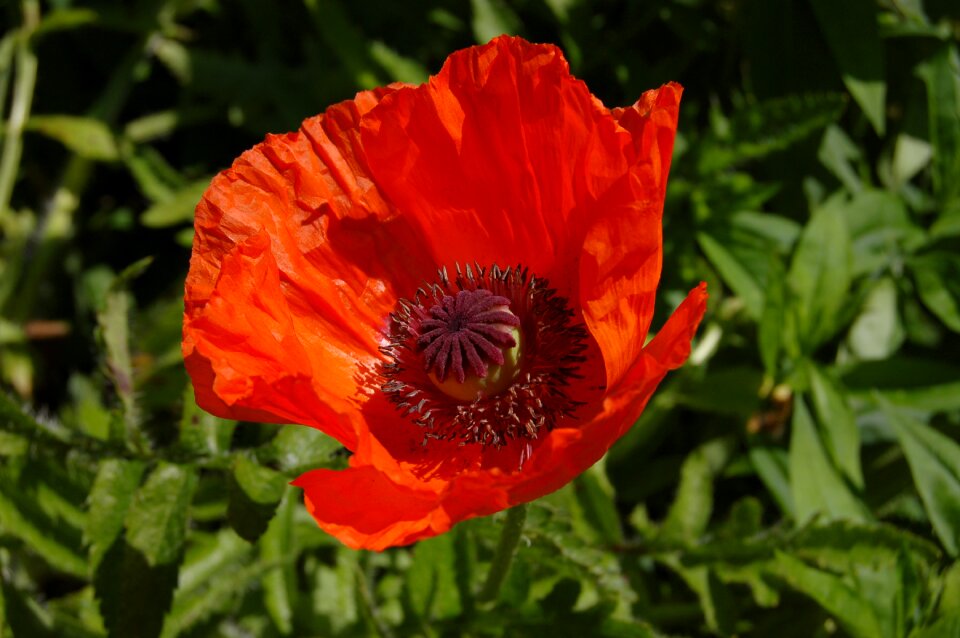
[788,205,853,351]
[85,458,145,570]
[883,399,960,556]
[125,463,198,567]
[789,399,870,523]
[25,114,118,161]
[808,365,863,489]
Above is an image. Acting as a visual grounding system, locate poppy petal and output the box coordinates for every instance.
[183,86,434,445]
[294,284,707,549]
[359,35,635,293]
[579,83,683,388]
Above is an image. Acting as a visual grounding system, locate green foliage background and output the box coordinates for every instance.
[1,0,959,636]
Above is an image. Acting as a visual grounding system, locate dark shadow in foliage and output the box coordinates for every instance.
[2,575,56,638]
[94,536,180,638]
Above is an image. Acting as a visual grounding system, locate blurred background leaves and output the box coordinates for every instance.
[0,0,959,636]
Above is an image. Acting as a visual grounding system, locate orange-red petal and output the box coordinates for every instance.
[579,83,683,389]
[359,36,638,297]
[183,85,434,446]
[293,284,707,549]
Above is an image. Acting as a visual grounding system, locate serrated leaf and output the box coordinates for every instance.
[265,424,345,475]
[917,44,960,205]
[407,533,462,621]
[809,0,886,134]
[572,461,623,545]
[790,399,870,523]
[808,365,863,490]
[179,386,235,457]
[663,438,735,542]
[161,529,256,638]
[25,115,118,161]
[95,538,179,638]
[125,463,198,567]
[227,455,287,542]
[788,206,853,351]
[97,258,153,449]
[85,458,145,570]
[698,93,845,173]
[140,179,210,227]
[260,487,297,634]
[0,478,87,577]
[883,400,960,556]
[773,551,884,638]
[309,548,360,633]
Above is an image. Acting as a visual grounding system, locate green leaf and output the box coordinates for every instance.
[819,125,863,192]
[882,400,960,556]
[911,614,960,638]
[788,205,853,351]
[808,365,863,490]
[260,487,297,634]
[140,179,210,227]
[85,458,145,570]
[1,578,55,638]
[848,278,905,360]
[369,41,429,84]
[97,257,153,450]
[95,537,179,638]
[470,0,521,43]
[227,455,287,542]
[179,386,235,457]
[264,424,345,476]
[125,463,198,567]
[0,474,87,577]
[773,550,884,638]
[749,446,794,517]
[759,255,788,376]
[572,461,624,545]
[308,547,360,634]
[917,44,960,205]
[407,533,462,621]
[161,529,256,638]
[663,438,735,542]
[913,253,960,333]
[830,190,920,278]
[25,114,119,161]
[698,93,845,173]
[789,398,870,523]
[303,0,382,88]
[698,232,764,319]
[809,0,886,134]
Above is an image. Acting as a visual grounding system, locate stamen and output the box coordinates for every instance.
[380,263,588,452]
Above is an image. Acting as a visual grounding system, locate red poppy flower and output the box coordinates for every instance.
[183,35,707,550]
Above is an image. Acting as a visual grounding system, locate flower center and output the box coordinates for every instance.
[379,264,587,450]
[419,289,522,400]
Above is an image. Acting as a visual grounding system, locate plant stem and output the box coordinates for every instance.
[477,503,528,605]
[0,0,39,225]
